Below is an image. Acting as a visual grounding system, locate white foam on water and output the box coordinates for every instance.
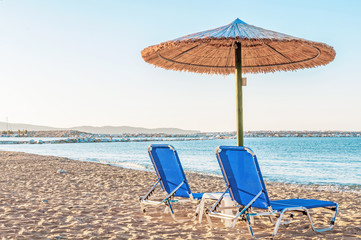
[111,161,148,170]
[85,158,149,171]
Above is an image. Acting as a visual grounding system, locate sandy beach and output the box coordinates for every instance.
[0,151,360,239]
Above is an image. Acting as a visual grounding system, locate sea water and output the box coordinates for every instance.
[0,137,360,187]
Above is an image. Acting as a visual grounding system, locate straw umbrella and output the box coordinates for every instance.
[141,18,335,146]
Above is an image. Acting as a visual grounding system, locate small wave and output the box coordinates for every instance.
[186,171,223,179]
[112,161,148,170]
[69,157,150,171]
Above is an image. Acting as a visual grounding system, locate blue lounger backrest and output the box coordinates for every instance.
[148,144,192,198]
[216,146,271,209]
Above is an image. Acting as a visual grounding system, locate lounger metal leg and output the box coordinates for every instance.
[305,204,338,232]
[272,207,305,236]
[166,200,198,223]
[268,215,275,224]
[231,208,241,228]
[164,206,169,214]
[198,197,206,223]
[194,202,200,220]
[166,200,178,222]
[139,197,145,213]
[272,205,338,237]
[246,214,255,238]
[249,207,255,226]
[205,208,214,228]
[166,200,180,222]
[272,210,286,236]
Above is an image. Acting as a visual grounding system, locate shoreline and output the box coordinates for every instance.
[0,151,360,239]
[1,149,360,193]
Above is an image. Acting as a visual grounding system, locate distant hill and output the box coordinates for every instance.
[0,122,200,135]
[70,126,200,134]
[0,122,57,131]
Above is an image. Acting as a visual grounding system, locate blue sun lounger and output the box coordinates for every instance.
[206,146,338,237]
[140,144,217,222]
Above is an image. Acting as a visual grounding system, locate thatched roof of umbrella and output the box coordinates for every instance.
[141,18,335,75]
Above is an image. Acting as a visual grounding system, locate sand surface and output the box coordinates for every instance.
[0,151,360,239]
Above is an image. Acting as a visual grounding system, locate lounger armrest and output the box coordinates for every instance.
[162,180,186,203]
[141,179,161,201]
[233,190,263,220]
[209,188,229,213]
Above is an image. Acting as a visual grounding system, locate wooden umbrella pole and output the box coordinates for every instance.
[235,42,243,146]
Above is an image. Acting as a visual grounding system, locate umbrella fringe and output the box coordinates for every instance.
[141,33,335,75]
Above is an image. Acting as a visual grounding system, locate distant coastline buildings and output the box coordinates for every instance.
[118,130,361,138]
[244,130,361,138]
[0,130,360,145]
[1,130,361,139]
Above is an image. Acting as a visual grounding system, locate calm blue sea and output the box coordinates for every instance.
[0,138,360,187]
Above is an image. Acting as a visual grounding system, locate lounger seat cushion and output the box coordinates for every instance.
[269,198,337,211]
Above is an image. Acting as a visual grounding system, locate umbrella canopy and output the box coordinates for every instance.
[141,18,335,146]
[142,18,335,75]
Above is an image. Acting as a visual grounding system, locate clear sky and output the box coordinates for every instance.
[1,0,360,132]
